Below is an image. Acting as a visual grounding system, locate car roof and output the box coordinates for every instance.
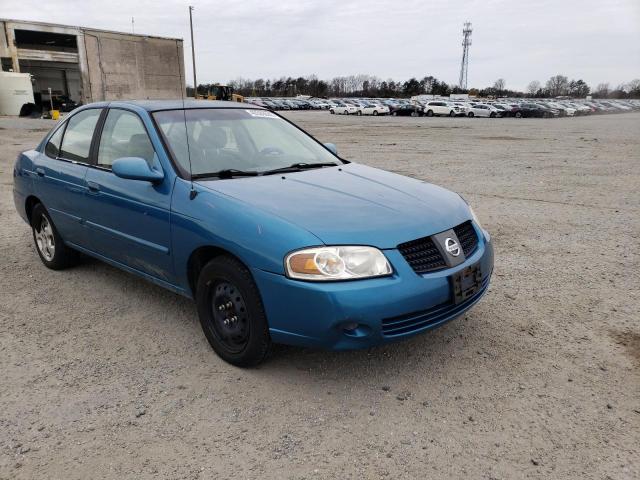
[88,99,262,112]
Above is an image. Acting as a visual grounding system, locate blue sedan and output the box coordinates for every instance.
[13,100,493,366]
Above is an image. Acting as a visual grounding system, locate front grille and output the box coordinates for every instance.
[453,221,478,257]
[381,275,490,336]
[397,221,479,274]
[397,236,447,273]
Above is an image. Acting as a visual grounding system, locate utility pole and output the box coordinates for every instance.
[458,22,472,90]
[189,6,197,97]
[131,17,134,34]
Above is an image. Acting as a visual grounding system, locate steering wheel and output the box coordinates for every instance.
[259,146,284,156]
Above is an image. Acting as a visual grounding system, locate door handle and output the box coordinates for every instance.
[35,167,45,177]
[87,181,100,193]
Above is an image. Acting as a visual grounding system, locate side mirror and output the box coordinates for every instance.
[112,157,164,183]
[324,142,338,156]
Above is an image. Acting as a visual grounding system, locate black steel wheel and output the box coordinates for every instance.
[196,255,271,367]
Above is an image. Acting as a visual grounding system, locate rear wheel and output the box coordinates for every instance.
[449,110,455,117]
[31,203,79,270]
[329,109,335,114]
[490,112,496,118]
[468,112,474,118]
[392,111,398,116]
[373,110,378,116]
[515,111,522,118]
[196,255,271,367]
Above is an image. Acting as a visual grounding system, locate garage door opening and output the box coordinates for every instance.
[14,29,81,112]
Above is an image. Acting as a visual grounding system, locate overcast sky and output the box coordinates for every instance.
[7,0,640,90]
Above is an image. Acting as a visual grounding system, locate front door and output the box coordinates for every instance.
[82,108,174,283]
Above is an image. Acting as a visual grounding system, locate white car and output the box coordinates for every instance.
[423,101,458,117]
[548,102,576,116]
[330,104,358,115]
[467,104,501,118]
[357,103,390,116]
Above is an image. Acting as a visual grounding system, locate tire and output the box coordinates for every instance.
[490,112,496,118]
[31,203,79,270]
[449,110,455,117]
[392,111,397,116]
[468,112,474,118]
[330,109,335,114]
[426,110,434,117]
[196,255,271,367]
[373,110,378,116]
[410,111,418,117]
[515,111,522,118]
[357,111,362,116]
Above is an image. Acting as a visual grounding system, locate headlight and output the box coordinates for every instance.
[469,206,483,230]
[285,246,392,281]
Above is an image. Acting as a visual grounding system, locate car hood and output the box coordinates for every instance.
[196,163,471,249]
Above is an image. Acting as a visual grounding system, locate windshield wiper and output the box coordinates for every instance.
[261,162,338,176]
[192,169,259,180]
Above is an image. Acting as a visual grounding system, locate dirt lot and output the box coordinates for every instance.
[1,111,639,479]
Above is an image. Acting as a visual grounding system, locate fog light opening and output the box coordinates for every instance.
[342,322,359,332]
[340,322,372,338]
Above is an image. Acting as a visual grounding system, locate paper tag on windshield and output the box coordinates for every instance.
[246,109,278,119]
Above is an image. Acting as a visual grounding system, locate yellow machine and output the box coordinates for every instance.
[196,84,244,103]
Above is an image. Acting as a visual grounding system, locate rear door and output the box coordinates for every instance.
[32,108,103,247]
[82,108,174,282]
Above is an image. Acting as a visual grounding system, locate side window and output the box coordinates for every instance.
[98,110,155,168]
[59,109,102,162]
[45,124,65,158]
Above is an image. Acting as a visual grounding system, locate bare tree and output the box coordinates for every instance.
[493,78,506,94]
[595,82,610,98]
[527,80,541,96]
[545,75,569,97]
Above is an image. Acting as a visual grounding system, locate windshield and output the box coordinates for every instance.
[153,108,340,177]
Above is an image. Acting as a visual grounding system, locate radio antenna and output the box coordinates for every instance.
[177,34,196,200]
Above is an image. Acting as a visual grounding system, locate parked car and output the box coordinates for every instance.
[357,103,390,116]
[423,101,457,117]
[329,103,358,115]
[13,100,493,366]
[517,103,551,118]
[467,104,501,118]
[388,103,417,116]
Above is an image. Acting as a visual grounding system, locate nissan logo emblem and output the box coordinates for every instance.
[445,237,461,257]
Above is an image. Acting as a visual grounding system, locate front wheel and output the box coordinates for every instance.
[196,255,271,367]
[468,112,474,117]
[426,110,434,117]
[449,110,455,117]
[330,109,335,114]
[490,112,496,118]
[373,110,379,116]
[31,203,79,270]
[515,111,522,118]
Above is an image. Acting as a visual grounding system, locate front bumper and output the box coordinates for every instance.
[253,225,494,350]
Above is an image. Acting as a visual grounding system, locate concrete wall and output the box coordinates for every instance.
[82,30,184,103]
[1,19,185,105]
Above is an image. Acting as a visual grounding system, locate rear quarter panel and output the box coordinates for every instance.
[13,150,37,224]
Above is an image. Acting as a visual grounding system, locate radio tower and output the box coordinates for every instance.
[458,22,472,90]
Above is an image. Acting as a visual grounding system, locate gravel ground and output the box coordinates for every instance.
[1,111,639,479]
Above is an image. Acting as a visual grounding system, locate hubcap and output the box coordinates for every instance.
[210,281,249,353]
[35,214,55,261]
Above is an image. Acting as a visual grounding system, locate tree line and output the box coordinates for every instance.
[188,74,640,99]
